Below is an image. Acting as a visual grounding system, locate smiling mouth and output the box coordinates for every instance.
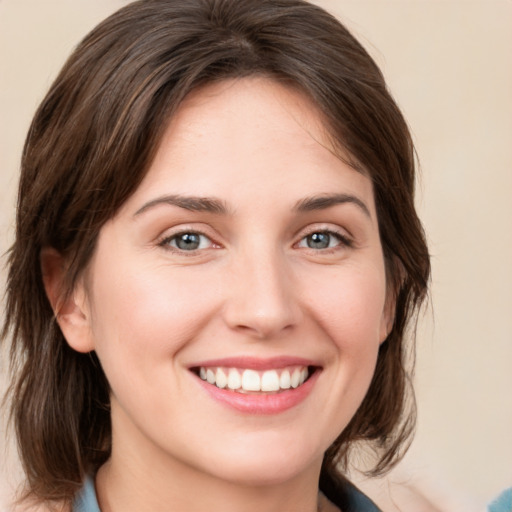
[192,366,317,394]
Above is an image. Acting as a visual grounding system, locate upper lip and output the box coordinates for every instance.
[188,356,321,371]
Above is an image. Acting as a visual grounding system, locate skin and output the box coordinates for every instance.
[44,77,392,512]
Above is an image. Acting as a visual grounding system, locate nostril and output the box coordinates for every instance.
[221,267,302,338]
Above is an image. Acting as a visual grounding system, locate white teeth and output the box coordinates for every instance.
[261,370,280,392]
[227,368,242,390]
[242,369,261,391]
[206,368,216,385]
[197,366,310,392]
[215,368,227,389]
[279,370,291,389]
[290,368,301,388]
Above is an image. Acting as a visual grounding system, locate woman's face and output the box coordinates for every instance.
[69,78,391,486]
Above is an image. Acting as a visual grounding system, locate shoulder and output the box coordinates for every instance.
[318,492,342,512]
[488,488,512,512]
[320,471,382,512]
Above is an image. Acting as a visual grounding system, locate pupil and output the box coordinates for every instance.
[308,232,329,249]
[177,233,200,250]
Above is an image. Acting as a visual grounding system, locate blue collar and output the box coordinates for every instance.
[72,473,382,512]
[72,476,100,512]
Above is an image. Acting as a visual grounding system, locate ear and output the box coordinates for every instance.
[379,258,405,343]
[379,294,396,344]
[40,247,95,353]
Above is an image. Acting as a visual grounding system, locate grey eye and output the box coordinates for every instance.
[166,232,211,251]
[306,232,331,249]
[175,233,201,250]
[298,231,344,250]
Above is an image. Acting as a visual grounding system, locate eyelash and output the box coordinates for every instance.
[157,227,353,254]
[295,228,353,253]
[157,230,217,254]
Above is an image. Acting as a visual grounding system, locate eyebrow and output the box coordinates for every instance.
[133,192,371,218]
[294,193,371,218]
[134,194,230,217]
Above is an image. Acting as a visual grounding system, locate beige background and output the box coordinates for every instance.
[1,1,511,510]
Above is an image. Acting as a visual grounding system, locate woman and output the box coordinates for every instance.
[2,0,430,510]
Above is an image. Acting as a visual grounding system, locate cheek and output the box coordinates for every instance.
[294,263,387,443]
[88,259,223,362]
[301,262,388,350]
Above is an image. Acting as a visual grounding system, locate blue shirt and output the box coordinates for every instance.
[71,474,382,511]
[488,488,512,512]
[72,476,100,512]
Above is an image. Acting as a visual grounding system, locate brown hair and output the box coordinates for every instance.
[2,0,430,503]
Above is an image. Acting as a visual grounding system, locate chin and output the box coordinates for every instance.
[209,459,314,487]
[196,432,325,487]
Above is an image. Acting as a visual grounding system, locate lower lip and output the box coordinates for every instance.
[194,370,320,415]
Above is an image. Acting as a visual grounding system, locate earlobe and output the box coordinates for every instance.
[380,288,398,344]
[379,303,395,344]
[380,258,405,344]
[40,247,95,353]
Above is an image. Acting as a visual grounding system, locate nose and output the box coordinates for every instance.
[222,249,302,339]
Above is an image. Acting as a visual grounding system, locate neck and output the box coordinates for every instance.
[95,410,324,512]
[96,459,323,512]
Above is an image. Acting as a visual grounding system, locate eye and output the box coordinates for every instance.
[297,230,349,250]
[160,231,213,252]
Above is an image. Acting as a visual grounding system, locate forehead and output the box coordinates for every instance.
[120,77,374,215]
[163,78,335,165]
